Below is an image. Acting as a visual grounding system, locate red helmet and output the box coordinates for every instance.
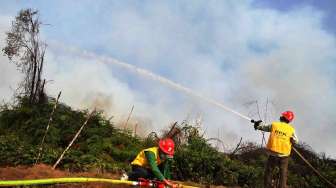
[281,111,294,122]
[159,138,175,156]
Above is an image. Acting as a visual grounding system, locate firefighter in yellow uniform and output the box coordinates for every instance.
[252,111,298,188]
[127,138,177,188]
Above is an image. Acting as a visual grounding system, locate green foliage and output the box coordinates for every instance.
[0,134,37,165]
[173,129,263,187]
[0,96,142,172]
[0,97,335,187]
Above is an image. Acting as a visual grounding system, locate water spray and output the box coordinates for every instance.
[57,45,251,121]
[77,49,335,187]
[46,44,336,187]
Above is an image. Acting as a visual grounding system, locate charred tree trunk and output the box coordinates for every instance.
[2,9,47,105]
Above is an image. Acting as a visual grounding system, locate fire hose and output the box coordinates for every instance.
[215,105,336,187]
[292,147,336,188]
[0,177,199,188]
[65,48,336,186]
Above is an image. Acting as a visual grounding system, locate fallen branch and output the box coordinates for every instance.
[52,109,95,169]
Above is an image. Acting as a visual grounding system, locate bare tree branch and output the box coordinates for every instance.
[230,137,243,155]
[2,8,47,104]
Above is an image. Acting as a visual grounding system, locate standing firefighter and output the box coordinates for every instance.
[251,111,298,188]
[127,138,177,188]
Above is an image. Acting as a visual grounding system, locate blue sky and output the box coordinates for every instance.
[1,1,336,156]
[253,0,336,34]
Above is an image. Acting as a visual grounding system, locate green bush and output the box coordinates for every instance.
[0,97,335,187]
[173,135,263,187]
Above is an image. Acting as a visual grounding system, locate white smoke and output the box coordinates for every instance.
[1,2,336,157]
[0,15,22,102]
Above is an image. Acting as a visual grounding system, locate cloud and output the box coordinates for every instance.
[1,1,336,156]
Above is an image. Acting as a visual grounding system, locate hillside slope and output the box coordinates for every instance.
[0,97,335,187]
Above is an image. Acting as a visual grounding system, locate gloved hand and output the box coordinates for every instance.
[163,179,178,188]
[251,119,262,130]
[290,137,297,146]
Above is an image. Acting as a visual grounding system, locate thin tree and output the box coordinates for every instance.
[2,8,47,104]
[123,105,134,129]
[35,91,62,164]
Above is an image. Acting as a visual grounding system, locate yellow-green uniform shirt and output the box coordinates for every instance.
[256,122,298,157]
[131,147,172,180]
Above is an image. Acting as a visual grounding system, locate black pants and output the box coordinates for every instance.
[264,155,289,188]
[128,164,166,181]
[128,165,155,181]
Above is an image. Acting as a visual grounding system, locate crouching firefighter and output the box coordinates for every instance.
[128,138,177,188]
[251,111,298,188]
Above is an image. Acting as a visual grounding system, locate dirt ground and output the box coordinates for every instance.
[0,164,236,188]
[0,164,127,188]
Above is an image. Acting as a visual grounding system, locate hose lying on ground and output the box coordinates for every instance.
[0,178,135,187]
[0,177,199,188]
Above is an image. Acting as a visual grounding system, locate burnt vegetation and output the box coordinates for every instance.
[2,9,47,105]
